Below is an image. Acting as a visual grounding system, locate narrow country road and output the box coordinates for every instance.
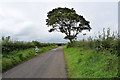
[2,46,68,78]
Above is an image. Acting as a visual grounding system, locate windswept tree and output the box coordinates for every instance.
[46,7,91,43]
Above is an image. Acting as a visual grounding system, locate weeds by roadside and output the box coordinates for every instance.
[64,28,119,78]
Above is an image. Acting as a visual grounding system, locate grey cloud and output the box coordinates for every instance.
[0,2,118,43]
[13,25,65,42]
[14,25,40,40]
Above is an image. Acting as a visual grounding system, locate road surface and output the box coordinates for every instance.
[2,46,68,78]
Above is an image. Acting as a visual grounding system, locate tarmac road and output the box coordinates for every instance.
[2,46,68,78]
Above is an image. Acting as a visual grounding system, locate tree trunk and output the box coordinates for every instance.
[69,39,73,43]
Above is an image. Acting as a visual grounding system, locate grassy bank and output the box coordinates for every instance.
[64,46,118,78]
[2,46,57,72]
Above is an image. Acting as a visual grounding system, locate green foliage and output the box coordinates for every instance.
[64,28,119,78]
[2,36,10,43]
[66,28,119,56]
[64,47,118,78]
[1,36,58,72]
[2,41,34,53]
[46,7,91,43]
[2,36,57,54]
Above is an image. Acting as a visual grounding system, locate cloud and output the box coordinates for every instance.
[0,0,119,2]
[0,2,118,43]
[14,25,39,40]
[0,6,34,37]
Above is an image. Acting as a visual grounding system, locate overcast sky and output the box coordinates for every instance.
[0,1,118,43]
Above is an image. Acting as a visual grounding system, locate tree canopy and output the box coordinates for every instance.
[46,7,91,43]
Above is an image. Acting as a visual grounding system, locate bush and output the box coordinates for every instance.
[1,37,58,54]
[66,28,119,56]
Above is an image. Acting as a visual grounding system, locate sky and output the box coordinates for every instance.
[0,0,118,43]
[118,2,120,34]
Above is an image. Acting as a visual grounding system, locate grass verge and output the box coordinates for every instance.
[64,46,118,78]
[2,46,57,72]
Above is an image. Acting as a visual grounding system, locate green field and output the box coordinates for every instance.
[64,46,118,78]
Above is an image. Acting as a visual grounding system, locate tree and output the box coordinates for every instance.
[46,7,91,43]
[2,36,10,43]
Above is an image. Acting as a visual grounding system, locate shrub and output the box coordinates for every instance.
[66,28,119,56]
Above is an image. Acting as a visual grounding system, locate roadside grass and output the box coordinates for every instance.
[64,46,118,78]
[2,46,57,72]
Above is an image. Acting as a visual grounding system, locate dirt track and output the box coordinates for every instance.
[2,46,68,78]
